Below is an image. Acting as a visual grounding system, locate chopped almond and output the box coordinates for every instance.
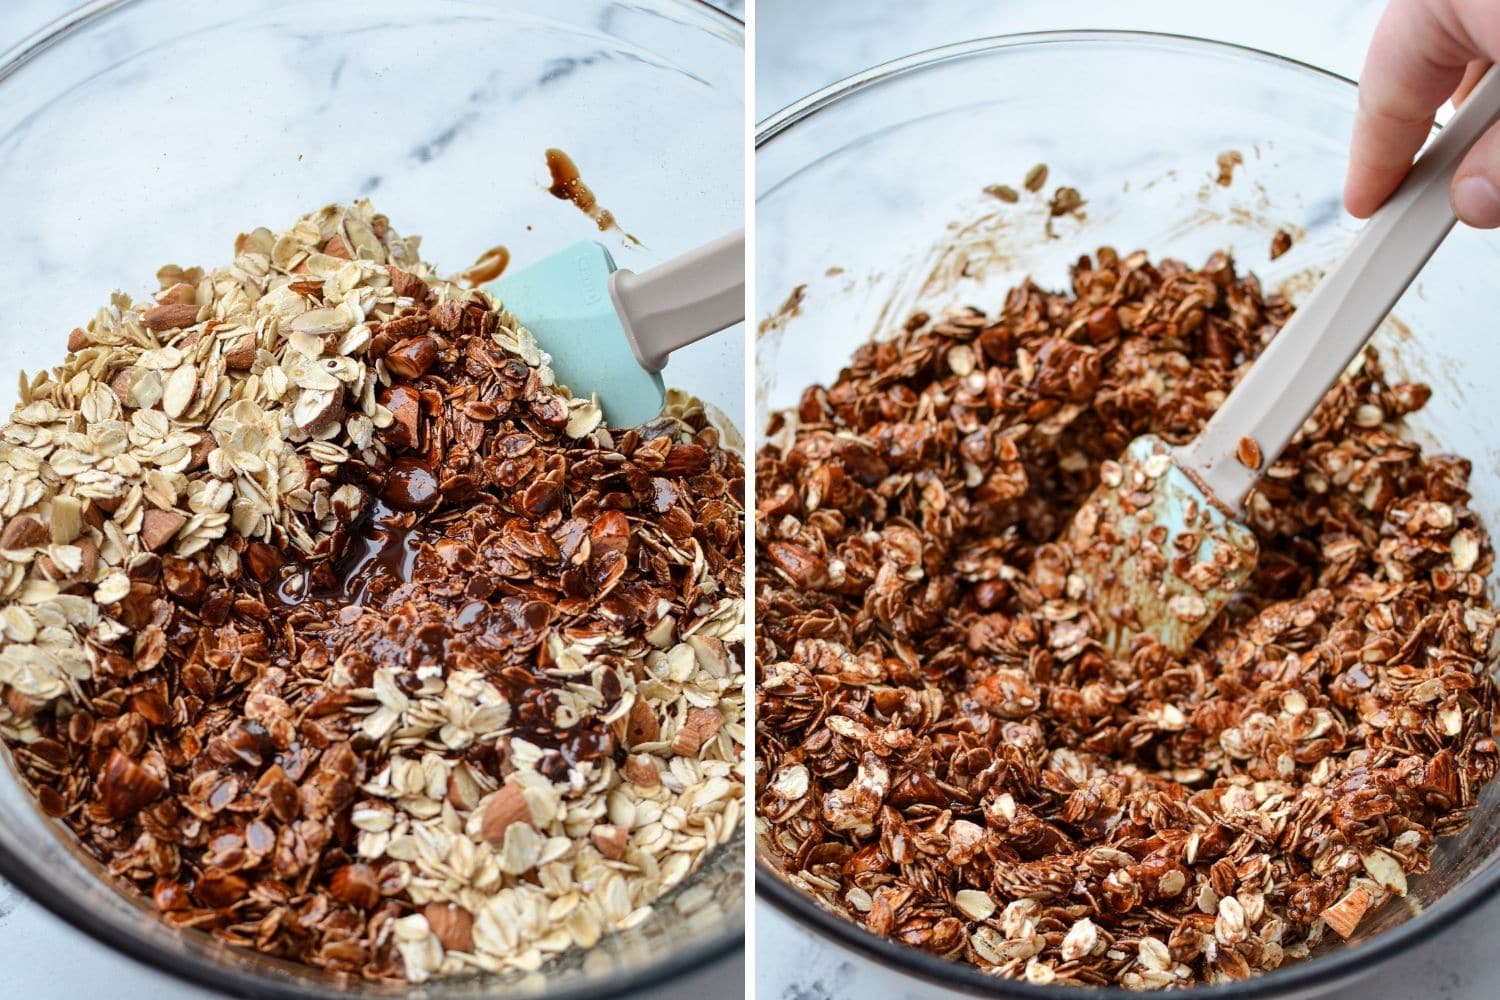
[480,784,532,847]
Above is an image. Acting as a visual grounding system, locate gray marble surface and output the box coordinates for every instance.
[754,1,1500,999]
[0,1,744,999]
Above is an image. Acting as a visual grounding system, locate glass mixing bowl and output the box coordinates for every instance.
[756,30,1500,1000]
[0,1,743,996]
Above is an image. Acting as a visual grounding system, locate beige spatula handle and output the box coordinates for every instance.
[1176,64,1500,511]
[609,229,745,373]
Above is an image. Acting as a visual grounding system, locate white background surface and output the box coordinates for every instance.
[0,1,745,999]
[754,1,1500,999]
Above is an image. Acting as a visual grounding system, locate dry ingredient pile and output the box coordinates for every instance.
[755,247,1500,989]
[0,202,745,982]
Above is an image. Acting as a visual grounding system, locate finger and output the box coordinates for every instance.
[1452,59,1491,106]
[1345,0,1471,218]
[1452,120,1500,226]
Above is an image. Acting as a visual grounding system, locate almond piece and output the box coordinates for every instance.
[385,336,438,379]
[223,335,257,371]
[156,281,197,306]
[622,754,660,788]
[388,266,429,302]
[67,327,89,351]
[327,863,381,909]
[671,706,724,756]
[429,299,463,332]
[591,823,628,860]
[50,496,82,544]
[4,688,41,722]
[626,697,660,748]
[0,514,50,549]
[480,784,532,847]
[382,385,422,450]
[110,368,137,405]
[141,302,200,331]
[1321,885,1372,939]
[323,233,354,259]
[445,761,481,812]
[71,536,100,587]
[98,748,164,819]
[185,433,216,472]
[423,902,474,952]
[292,388,343,434]
[140,509,187,552]
[161,365,199,420]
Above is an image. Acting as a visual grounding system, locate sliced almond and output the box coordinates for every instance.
[1321,885,1372,939]
[161,366,199,419]
[954,889,997,921]
[1361,850,1408,897]
[67,327,89,352]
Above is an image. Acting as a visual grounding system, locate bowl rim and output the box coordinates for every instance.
[752,27,1500,1000]
[755,27,1357,143]
[0,1,745,998]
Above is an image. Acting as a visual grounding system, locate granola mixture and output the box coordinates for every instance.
[0,202,745,981]
[756,248,1500,988]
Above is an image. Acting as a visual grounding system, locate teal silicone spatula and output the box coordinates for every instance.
[1071,65,1500,657]
[487,230,744,427]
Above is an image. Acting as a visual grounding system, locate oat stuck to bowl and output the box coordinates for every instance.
[0,201,746,982]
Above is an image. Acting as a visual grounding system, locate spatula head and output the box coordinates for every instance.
[1066,434,1259,657]
[487,241,665,428]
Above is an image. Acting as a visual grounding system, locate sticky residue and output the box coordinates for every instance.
[1216,150,1244,186]
[456,245,510,287]
[758,284,807,339]
[544,148,640,245]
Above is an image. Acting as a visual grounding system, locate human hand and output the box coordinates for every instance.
[1346,0,1500,226]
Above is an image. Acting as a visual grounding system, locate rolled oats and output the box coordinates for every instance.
[2,203,746,982]
[756,248,1500,988]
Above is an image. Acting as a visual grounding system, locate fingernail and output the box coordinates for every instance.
[1453,175,1500,228]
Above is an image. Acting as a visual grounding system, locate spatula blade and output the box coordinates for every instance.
[487,241,666,428]
[1067,434,1259,657]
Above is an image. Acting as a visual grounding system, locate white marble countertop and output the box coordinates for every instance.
[754,1,1500,999]
[0,2,743,999]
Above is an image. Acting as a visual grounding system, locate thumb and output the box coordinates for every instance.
[1452,120,1500,227]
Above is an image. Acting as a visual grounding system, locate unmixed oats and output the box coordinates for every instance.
[0,202,745,982]
[755,247,1499,989]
